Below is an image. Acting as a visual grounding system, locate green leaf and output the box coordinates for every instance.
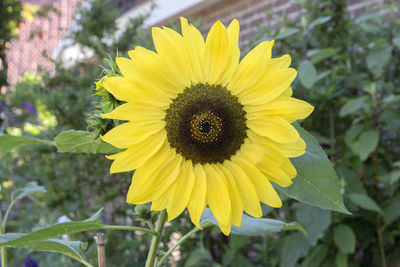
[298,60,317,89]
[55,130,120,153]
[347,193,382,213]
[308,16,332,30]
[357,130,379,160]
[296,203,331,244]
[308,48,338,64]
[333,224,356,254]
[0,209,104,247]
[301,244,329,267]
[275,124,349,214]
[11,181,46,203]
[0,135,53,159]
[383,195,400,227]
[184,248,218,267]
[0,235,92,266]
[274,27,300,40]
[339,96,368,117]
[200,208,304,236]
[335,252,348,267]
[366,43,392,78]
[393,37,400,49]
[280,232,310,267]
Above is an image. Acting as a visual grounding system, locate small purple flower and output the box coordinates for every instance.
[24,257,39,267]
[22,102,37,115]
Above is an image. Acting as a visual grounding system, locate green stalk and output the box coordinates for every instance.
[145,210,167,267]
[0,224,6,267]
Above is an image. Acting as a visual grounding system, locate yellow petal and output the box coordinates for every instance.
[281,87,293,97]
[281,157,297,178]
[246,96,314,123]
[205,164,232,235]
[248,130,306,158]
[101,102,167,122]
[227,19,240,75]
[232,157,282,208]
[102,76,137,102]
[204,21,234,85]
[217,164,243,227]
[126,142,172,203]
[187,164,207,228]
[180,17,205,83]
[247,116,300,143]
[102,121,164,149]
[257,155,293,187]
[151,196,168,211]
[128,152,182,204]
[229,41,274,95]
[239,68,297,105]
[107,132,166,173]
[152,27,191,88]
[101,103,136,121]
[167,160,195,221]
[265,54,291,72]
[223,161,262,218]
[116,49,179,99]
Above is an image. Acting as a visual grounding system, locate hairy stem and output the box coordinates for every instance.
[145,210,167,267]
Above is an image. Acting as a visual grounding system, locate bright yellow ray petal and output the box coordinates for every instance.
[102,76,138,102]
[247,130,306,158]
[245,96,314,123]
[101,103,136,121]
[167,160,195,221]
[101,102,167,122]
[281,87,293,97]
[223,161,262,218]
[265,54,291,71]
[133,155,182,205]
[227,19,240,75]
[107,132,166,173]
[101,121,164,149]
[229,41,274,95]
[151,196,168,211]
[238,68,297,105]
[204,21,235,85]
[126,142,172,203]
[247,116,300,143]
[187,164,207,229]
[232,157,282,208]
[116,49,180,98]
[217,164,243,227]
[281,157,297,178]
[152,27,191,88]
[257,155,293,187]
[205,164,232,235]
[180,17,205,83]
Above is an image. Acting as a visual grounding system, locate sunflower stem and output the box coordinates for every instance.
[0,224,6,267]
[145,210,167,267]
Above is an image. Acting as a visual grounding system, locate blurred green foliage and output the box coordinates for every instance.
[0,0,23,87]
[1,0,400,266]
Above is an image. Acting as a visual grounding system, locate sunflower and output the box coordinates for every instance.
[101,17,313,235]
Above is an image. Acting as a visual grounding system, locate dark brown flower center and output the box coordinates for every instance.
[165,83,247,164]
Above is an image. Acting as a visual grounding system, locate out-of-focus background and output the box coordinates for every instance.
[1,0,399,266]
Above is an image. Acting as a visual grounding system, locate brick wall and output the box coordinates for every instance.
[187,0,389,45]
[4,0,82,86]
